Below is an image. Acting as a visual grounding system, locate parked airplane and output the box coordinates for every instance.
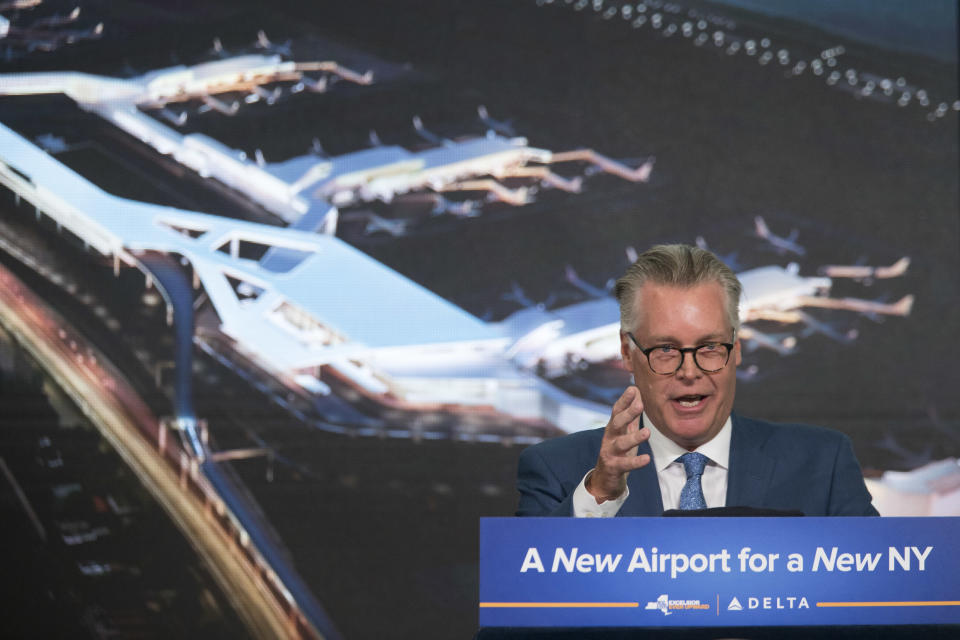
[695,235,744,271]
[412,114,451,146]
[501,282,557,311]
[564,265,611,299]
[477,105,516,137]
[255,29,292,57]
[737,326,797,356]
[754,215,805,256]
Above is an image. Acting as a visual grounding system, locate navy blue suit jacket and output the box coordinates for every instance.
[516,413,878,517]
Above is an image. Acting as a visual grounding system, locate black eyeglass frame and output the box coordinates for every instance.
[625,332,735,375]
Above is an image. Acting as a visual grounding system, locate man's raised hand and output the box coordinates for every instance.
[585,386,651,503]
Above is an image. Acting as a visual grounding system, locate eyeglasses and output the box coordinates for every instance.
[626,332,734,375]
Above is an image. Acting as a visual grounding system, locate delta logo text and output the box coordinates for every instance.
[726,595,810,611]
[644,594,710,616]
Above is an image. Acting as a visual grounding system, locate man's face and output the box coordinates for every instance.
[620,281,741,450]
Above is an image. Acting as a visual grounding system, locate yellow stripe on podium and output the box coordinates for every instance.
[817,601,960,608]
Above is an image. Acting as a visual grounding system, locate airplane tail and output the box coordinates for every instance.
[412,115,444,145]
[477,104,515,136]
[754,215,770,238]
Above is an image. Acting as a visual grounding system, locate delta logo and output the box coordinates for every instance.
[726,595,810,611]
[645,594,710,616]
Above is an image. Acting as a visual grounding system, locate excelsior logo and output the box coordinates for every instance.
[645,594,710,615]
[645,594,671,616]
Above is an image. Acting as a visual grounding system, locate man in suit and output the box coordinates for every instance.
[517,244,877,517]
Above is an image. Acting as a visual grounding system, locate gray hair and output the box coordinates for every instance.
[614,244,742,334]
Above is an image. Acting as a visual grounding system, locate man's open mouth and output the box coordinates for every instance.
[674,395,706,408]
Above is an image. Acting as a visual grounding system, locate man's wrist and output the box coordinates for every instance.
[585,469,625,504]
[574,470,629,517]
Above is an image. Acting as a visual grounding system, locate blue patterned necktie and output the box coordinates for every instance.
[678,452,708,510]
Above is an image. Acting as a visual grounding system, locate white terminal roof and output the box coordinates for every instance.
[0,121,498,371]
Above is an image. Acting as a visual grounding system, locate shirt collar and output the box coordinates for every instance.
[643,413,732,472]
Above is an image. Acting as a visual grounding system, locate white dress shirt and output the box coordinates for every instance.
[572,415,732,517]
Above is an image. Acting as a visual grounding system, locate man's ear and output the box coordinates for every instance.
[733,337,742,367]
[620,332,632,367]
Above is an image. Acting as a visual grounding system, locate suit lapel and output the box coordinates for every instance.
[611,413,773,515]
[726,414,775,508]
[618,440,664,516]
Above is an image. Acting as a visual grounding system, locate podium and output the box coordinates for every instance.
[478,517,960,638]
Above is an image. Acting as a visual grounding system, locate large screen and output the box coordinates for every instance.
[0,0,956,638]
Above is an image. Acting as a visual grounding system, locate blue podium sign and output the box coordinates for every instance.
[479,517,960,628]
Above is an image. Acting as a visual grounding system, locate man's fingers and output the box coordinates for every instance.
[609,427,650,454]
[607,387,644,435]
[592,388,649,497]
[609,385,638,416]
[606,452,651,474]
[609,405,643,433]
[625,453,651,471]
[596,451,651,479]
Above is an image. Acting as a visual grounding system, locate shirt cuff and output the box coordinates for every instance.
[572,469,629,518]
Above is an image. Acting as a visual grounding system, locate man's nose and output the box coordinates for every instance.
[675,350,702,379]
